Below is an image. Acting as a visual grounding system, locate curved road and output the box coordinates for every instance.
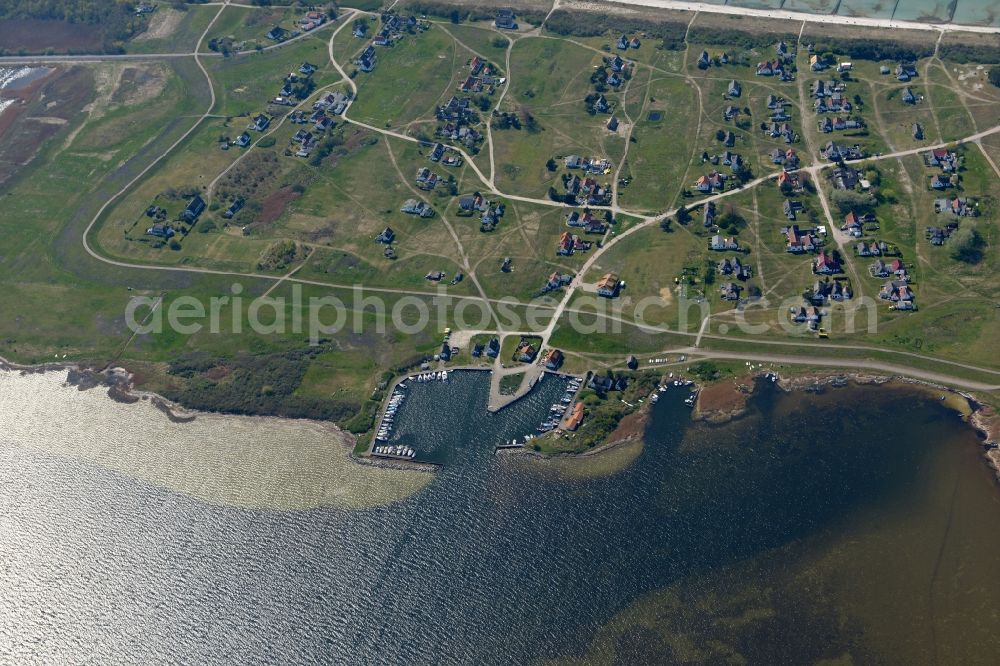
[53,5,1000,392]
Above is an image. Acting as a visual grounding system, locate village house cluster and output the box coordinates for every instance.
[754,40,796,79]
[265,9,330,44]
[925,148,961,189]
[461,55,505,97]
[428,142,463,167]
[566,209,610,235]
[144,194,205,242]
[458,192,505,232]
[562,169,612,206]
[436,95,484,151]
[354,12,428,73]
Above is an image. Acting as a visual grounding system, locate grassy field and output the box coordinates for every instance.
[493,37,622,199]
[205,35,336,117]
[349,25,469,129]
[126,5,220,55]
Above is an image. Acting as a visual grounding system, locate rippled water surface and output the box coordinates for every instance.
[1,370,999,664]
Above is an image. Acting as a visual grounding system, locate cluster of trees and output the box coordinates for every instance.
[716,209,746,233]
[810,38,932,63]
[687,27,795,52]
[940,44,1000,65]
[164,349,361,422]
[0,0,148,52]
[547,186,576,205]
[544,8,687,45]
[406,2,544,25]
[491,109,537,131]
[950,227,984,263]
[583,92,605,115]
[990,67,1000,88]
[687,361,721,382]
[830,189,876,216]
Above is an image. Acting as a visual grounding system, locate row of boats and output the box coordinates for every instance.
[537,377,582,433]
[499,434,536,448]
[408,370,449,383]
[372,444,416,459]
[649,377,697,406]
[376,388,407,442]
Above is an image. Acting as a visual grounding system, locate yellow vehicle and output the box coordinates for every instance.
[817,328,829,339]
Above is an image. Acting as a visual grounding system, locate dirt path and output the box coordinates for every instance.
[62,8,1000,391]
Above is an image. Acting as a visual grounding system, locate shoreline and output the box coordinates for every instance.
[601,0,1000,34]
[0,356,431,473]
[692,369,1000,477]
[2,356,996,479]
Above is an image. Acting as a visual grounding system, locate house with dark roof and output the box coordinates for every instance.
[356,45,377,72]
[896,63,918,81]
[181,195,205,223]
[931,174,952,189]
[223,198,244,219]
[146,223,175,238]
[495,8,516,29]
[720,282,742,301]
[783,199,803,220]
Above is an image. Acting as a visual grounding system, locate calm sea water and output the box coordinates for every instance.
[1,371,999,664]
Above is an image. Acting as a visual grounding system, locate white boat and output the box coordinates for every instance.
[651,393,660,403]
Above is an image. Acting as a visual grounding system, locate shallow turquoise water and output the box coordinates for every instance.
[702,0,1000,25]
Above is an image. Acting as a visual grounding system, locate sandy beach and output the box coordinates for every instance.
[603,0,1000,33]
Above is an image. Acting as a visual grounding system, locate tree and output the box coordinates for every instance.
[949,226,984,263]
[545,158,557,172]
[718,210,746,233]
[830,189,875,215]
[676,205,691,225]
[989,67,1000,89]
[660,218,673,232]
[715,129,726,142]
